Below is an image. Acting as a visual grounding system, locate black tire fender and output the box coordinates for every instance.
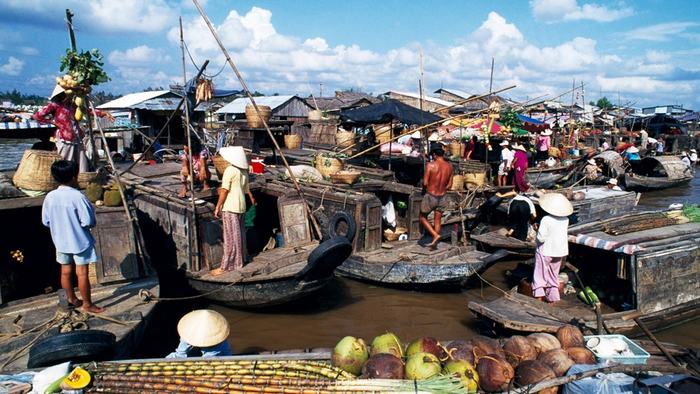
[296,236,352,280]
[28,329,116,368]
[327,211,356,242]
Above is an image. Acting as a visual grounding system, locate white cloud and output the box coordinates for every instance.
[0,57,24,76]
[596,75,692,95]
[531,0,633,23]
[108,45,171,66]
[622,22,699,42]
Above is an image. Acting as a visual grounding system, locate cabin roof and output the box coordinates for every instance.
[97,91,171,109]
[216,95,299,114]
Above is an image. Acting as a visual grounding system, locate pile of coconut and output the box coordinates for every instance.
[331,324,594,393]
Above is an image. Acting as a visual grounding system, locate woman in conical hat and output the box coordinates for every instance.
[166,309,233,358]
[212,146,255,275]
[511,142,530,192]
[532,193,573,303]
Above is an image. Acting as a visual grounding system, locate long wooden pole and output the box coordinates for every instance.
[180,17,200,271]
[338,85,517,156]
[431,84,516,114]
[191,0,321,238]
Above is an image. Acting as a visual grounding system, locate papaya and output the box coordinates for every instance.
[74,96,83,106]
[75,107,83,121]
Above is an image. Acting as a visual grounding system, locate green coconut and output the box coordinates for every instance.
[405,352,441,380]
[406,337,447,359]
[84,183,103,203]
[103,189,122,207]
[331,336,369,376]
[443,360,479,394]
[370,332,403,358]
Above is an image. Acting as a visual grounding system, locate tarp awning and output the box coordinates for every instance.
[517,114,544,125]
[340,99,442,125]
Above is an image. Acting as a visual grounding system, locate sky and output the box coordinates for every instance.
[0,0,699,110]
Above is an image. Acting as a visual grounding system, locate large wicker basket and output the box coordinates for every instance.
[330,170,361,185]
[245,104,271,128]
[78,171,106,190]
[449,141,464,157]
[375,125,392,145]
[384,227,407,241]
[315,154,344,178]
[308,110,323,121]
[213,153,230,180]
[464,172,486,190]
[13,149,61,191]
[284,134,302,149]
[335,131,355,148]
[451,174,465,191]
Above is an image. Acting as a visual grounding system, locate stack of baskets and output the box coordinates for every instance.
[12,149,62,192]
[245,104,272,128]
[335,131,355,149]
[464,172,486,190]
[284,134,302,149]
[308,110,323,121]
[315,154,344,178]
[449,141,464,157]
[451,174,465,191]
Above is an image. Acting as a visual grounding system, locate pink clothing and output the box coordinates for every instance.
[536,135,551,152]
[512,150,529,192]
[180,149,210,178]
[33,101,106,143]
[220,211,246,271]
[533,244,562,302]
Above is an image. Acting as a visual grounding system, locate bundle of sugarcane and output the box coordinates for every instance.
[195,78,213,103]
[603,215,679,235]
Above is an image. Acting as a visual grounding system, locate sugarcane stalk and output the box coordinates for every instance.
[97,374,331,388]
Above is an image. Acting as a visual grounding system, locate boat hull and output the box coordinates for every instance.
[624,174,693,191]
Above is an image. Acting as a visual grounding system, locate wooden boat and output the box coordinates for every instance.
[471,231,536,256]
[0,277,159,371]
[469,211,700,336]
[624,156,694,191]
[121,163,351,308]
[525,163,574,188]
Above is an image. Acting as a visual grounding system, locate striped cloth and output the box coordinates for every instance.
[568,234,642,255]
[0,120,55,130]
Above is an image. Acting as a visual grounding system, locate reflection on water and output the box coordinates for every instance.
[0,139,36,171]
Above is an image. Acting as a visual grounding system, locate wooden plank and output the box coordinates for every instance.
[278,195,311,247]
[93,208,142,284]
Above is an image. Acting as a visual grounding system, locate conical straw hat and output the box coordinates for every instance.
[219,146,248,170]
[177,309,230,347]
[539,192,573,217]
[49,84,65,100]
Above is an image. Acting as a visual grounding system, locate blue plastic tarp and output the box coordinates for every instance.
[517,113,545,125]
[563,364,637,394]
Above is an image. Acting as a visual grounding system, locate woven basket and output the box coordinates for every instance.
[383,227,407,241]
[308,110,323,121]
[336,131,355,148]
[464,172,486,190]
[245,104,271,128]
[451,174,465,191]
[315,154,344,178]
[78,171,105,190]
[284,134,302,150]
[375,125,392,145]
[330,170,360,185]
[213,153,230,180]
[449,141,464,157]
[13,149,61,191]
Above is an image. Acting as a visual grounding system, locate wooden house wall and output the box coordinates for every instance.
[635,245,700,314]
[438,91,467,103]
[273,98,313,119]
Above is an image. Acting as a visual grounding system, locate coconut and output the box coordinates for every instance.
[556,325,585,349]
[476,353,514,392]
[502,336,538,367]
[514,360,557,394]
[370,332,403,358]
[445,340,476,364]
[361,353,405,379]
[537,349,574,377]
[405,352,441,380]
[469,336,504,360]
[443,360,479,393]
[331,336,369,376]
[527,333,561,354]
[566,347,596,364]
[406,337,446,360]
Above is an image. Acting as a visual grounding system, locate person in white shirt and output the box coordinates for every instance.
[681,152,691,168]
[601,138,610,151]
[532,193,573,303]
[498,140,514,186]
[606,178,623,191]
[640,129,648,150]
[690,149,698,165]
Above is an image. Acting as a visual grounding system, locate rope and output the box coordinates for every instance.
[311,187,330,214]
[184,41,227,79]
[137,275,252,302]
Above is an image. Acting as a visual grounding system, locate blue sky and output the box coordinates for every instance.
[1,0,699,109]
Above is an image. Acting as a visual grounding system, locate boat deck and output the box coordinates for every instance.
[0,277,159,371]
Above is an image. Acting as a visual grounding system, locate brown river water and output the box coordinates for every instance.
[1,141,697,357]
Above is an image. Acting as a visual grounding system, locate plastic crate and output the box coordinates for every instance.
[584,334,650,365]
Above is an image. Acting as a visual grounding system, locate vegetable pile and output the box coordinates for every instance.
[56,48,110,120]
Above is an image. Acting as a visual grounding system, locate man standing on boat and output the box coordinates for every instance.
[212,146,255,275]
[420,143,452,250]
[532,193,573,303]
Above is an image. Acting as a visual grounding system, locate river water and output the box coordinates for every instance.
[1,140,698,356]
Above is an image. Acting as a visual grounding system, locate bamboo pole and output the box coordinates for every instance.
[191,0,321,238]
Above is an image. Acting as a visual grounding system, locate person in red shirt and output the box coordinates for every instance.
[33,85,113,173]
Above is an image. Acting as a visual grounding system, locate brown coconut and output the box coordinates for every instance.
[445,340,476,364]
[556,325,585,349]
[502,336,538,367]
[537,348,575,377]
[469,335,505,360]
[566,347,596,364]
[361,353,405,379]
[527,333,561,354]
[476,353,514,392]
[515,360,558,394]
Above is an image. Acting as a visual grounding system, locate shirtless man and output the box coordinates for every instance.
[420,144,453,250]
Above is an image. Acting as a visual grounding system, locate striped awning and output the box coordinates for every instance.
[0,120,55,130]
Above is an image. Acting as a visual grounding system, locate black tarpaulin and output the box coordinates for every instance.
[340,99,442,125]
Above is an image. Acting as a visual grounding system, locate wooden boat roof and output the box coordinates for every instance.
[0,277,159,371]
[637,156,694,180]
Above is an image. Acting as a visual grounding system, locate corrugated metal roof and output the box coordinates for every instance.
[385,91,454,107]
[435,88,472,99]
[216,95,296,114]
[97,91,171,109]
[130,96,182,111]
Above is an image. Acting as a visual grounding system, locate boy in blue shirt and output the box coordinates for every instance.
[42,160,105,313]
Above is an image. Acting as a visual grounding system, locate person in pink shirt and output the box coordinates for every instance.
[535,130,552,162]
